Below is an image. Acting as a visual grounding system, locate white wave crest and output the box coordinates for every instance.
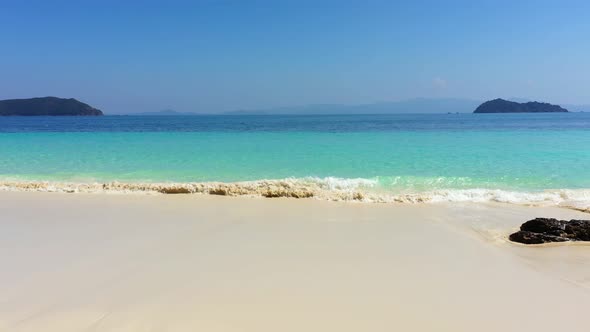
[0,178,588,212]
[296,176,378,190]
[396,188,590,211]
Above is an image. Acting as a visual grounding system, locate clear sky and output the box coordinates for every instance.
[1,0,589,113]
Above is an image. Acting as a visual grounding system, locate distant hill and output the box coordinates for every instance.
[474,99,568,113]
[225,98,481,115]
[0,97,102,116]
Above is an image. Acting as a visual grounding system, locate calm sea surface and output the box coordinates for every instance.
[1,113,589,192]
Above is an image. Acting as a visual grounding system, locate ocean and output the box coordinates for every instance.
[1,113,590,207]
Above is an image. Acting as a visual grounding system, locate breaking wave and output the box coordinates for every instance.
[1,176,589,212]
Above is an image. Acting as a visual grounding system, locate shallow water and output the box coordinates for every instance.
[1,113,589,205]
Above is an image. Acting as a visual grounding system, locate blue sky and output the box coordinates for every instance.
[1,0,589,113]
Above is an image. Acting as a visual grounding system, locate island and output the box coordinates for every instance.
[0,97,103,116]
[474,98,568,113]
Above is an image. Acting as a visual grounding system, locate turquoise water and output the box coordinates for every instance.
[1,114,590,193]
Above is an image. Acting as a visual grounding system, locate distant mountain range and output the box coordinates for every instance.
[135,109,198,116]
[7,97,584,116]
[225,98,482,115]
[126,99,482,116]
[115,98,590,115]
[562,104,590,112]
[226,98,590,115]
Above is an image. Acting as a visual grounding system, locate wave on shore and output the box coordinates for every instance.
[1,177,589,212]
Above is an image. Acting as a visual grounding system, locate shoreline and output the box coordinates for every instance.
[1,191,589,331]
[1,179,589,213]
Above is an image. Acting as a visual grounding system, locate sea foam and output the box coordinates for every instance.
[1,177,589,212]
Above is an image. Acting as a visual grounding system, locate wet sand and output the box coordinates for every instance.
[1,192,589,332]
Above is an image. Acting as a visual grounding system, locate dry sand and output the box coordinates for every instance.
[1,191,589,332]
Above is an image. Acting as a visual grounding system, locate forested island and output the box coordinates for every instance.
[474,99,568,113]
[0,97,103,116]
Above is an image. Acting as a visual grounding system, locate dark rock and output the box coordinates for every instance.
[564,220,590,241]
[509,231,570,244]
[0,97,103,116]
[509,218,590,244]
[474,99,568,113]
[520,218,567,237]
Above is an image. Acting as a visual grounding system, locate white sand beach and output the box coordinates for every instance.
[1,192,589,332]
